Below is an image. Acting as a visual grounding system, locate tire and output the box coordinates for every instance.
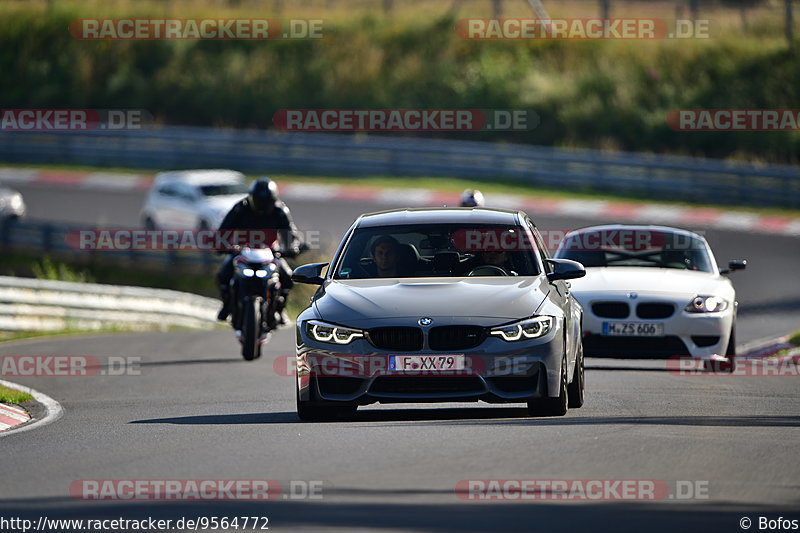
[717,323,737,373]
[527,355,568,417]
[567,342,585,409]
[296,380,357,422]
[241,298,260,361]
[143,217,157,230]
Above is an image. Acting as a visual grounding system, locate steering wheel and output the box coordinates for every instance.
[467,265,508,276]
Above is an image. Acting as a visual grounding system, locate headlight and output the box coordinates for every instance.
[685,295,728,313]
[490,316,553,341]
[10,194,23,211]
[242,268,255,277]
[306,320,364,345]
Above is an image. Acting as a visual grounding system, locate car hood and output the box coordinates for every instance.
[569,267,731,298]
[314,277,550,328]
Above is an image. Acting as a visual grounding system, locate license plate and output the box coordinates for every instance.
[389,355,466,372]
[602,322,664,337]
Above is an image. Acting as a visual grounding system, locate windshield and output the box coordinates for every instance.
[199,183,248,196]
[555,229,714,273]
[335,223,541,279]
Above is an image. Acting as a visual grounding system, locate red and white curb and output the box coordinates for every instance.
[0,379,64,438]
[2,167,799,237]
[0,402,30,431]
[740,334,800,362]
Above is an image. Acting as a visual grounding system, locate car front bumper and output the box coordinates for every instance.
[295,325,566,405]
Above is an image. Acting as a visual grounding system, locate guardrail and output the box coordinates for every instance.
[0,275,220,332]
[1,218,218,273]
[0,126,798,208]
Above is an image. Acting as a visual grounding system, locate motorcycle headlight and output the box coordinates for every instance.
[255,269,268,278]
[242,268,255,277]
[306,320,364,345]
[10,194,24,211]
[490,316,553,342]
[685,295,728,313]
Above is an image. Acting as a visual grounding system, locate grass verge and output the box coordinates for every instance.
[0,384,33,404]
[789,330,800,347]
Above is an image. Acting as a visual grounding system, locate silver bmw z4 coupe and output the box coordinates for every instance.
[292,208,586,421]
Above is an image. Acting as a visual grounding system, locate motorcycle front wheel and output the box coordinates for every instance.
[241,298,261,361]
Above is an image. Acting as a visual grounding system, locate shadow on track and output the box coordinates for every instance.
[129,410,800,428]
[586,364,672,372]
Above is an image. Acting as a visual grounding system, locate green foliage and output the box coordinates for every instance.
[789,330,800,347]
[31,256,94,283]
[0,8,797,162]
[0,385,33,404]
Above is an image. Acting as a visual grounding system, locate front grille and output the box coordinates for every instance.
[428,326,487,351]
[637,303,675,319]
[592,302,630,319]
[692,335,721,347]
[368,327,423,351]
[370,376,484,395]
[583,335,690,357]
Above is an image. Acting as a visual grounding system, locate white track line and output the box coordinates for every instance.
[0,379,64,438]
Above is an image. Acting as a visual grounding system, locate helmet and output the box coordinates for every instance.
[460,189,485,207]
[248,178,278,214]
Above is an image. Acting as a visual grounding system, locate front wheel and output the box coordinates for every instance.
[527,356,568,417]
[241,298,261,361]
[723,323,737,373]
[567,342,585,408]
[706,323,737,373]
[296,381,357,422]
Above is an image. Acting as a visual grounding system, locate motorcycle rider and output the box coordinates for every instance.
[460,189,485,207]
[216,177,303,325]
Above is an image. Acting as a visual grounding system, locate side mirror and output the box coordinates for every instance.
[546,258,586,282]
[720,259,746,275]
[291,262,328,285]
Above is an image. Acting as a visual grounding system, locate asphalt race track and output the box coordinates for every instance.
[1,182,799,532]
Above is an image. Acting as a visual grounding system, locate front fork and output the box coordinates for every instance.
[231,276,280,331]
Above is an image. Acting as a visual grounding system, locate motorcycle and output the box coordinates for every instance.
[229,246,285,361]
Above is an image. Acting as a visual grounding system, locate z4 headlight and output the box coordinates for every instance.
[306,320,364,345]
[685,295,729,313]
[490,316,553,342]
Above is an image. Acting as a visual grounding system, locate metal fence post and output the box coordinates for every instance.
[42,223,53,252]
[492,0,503,18]
[599,0,610,20]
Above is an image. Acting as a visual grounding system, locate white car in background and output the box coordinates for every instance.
[0,187,25,220]
[140,169,248,230]
[554,225,746,368]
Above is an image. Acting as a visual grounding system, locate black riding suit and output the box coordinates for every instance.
[215,197,301,321]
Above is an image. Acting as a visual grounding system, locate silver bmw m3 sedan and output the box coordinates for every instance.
[292,208,586,420]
